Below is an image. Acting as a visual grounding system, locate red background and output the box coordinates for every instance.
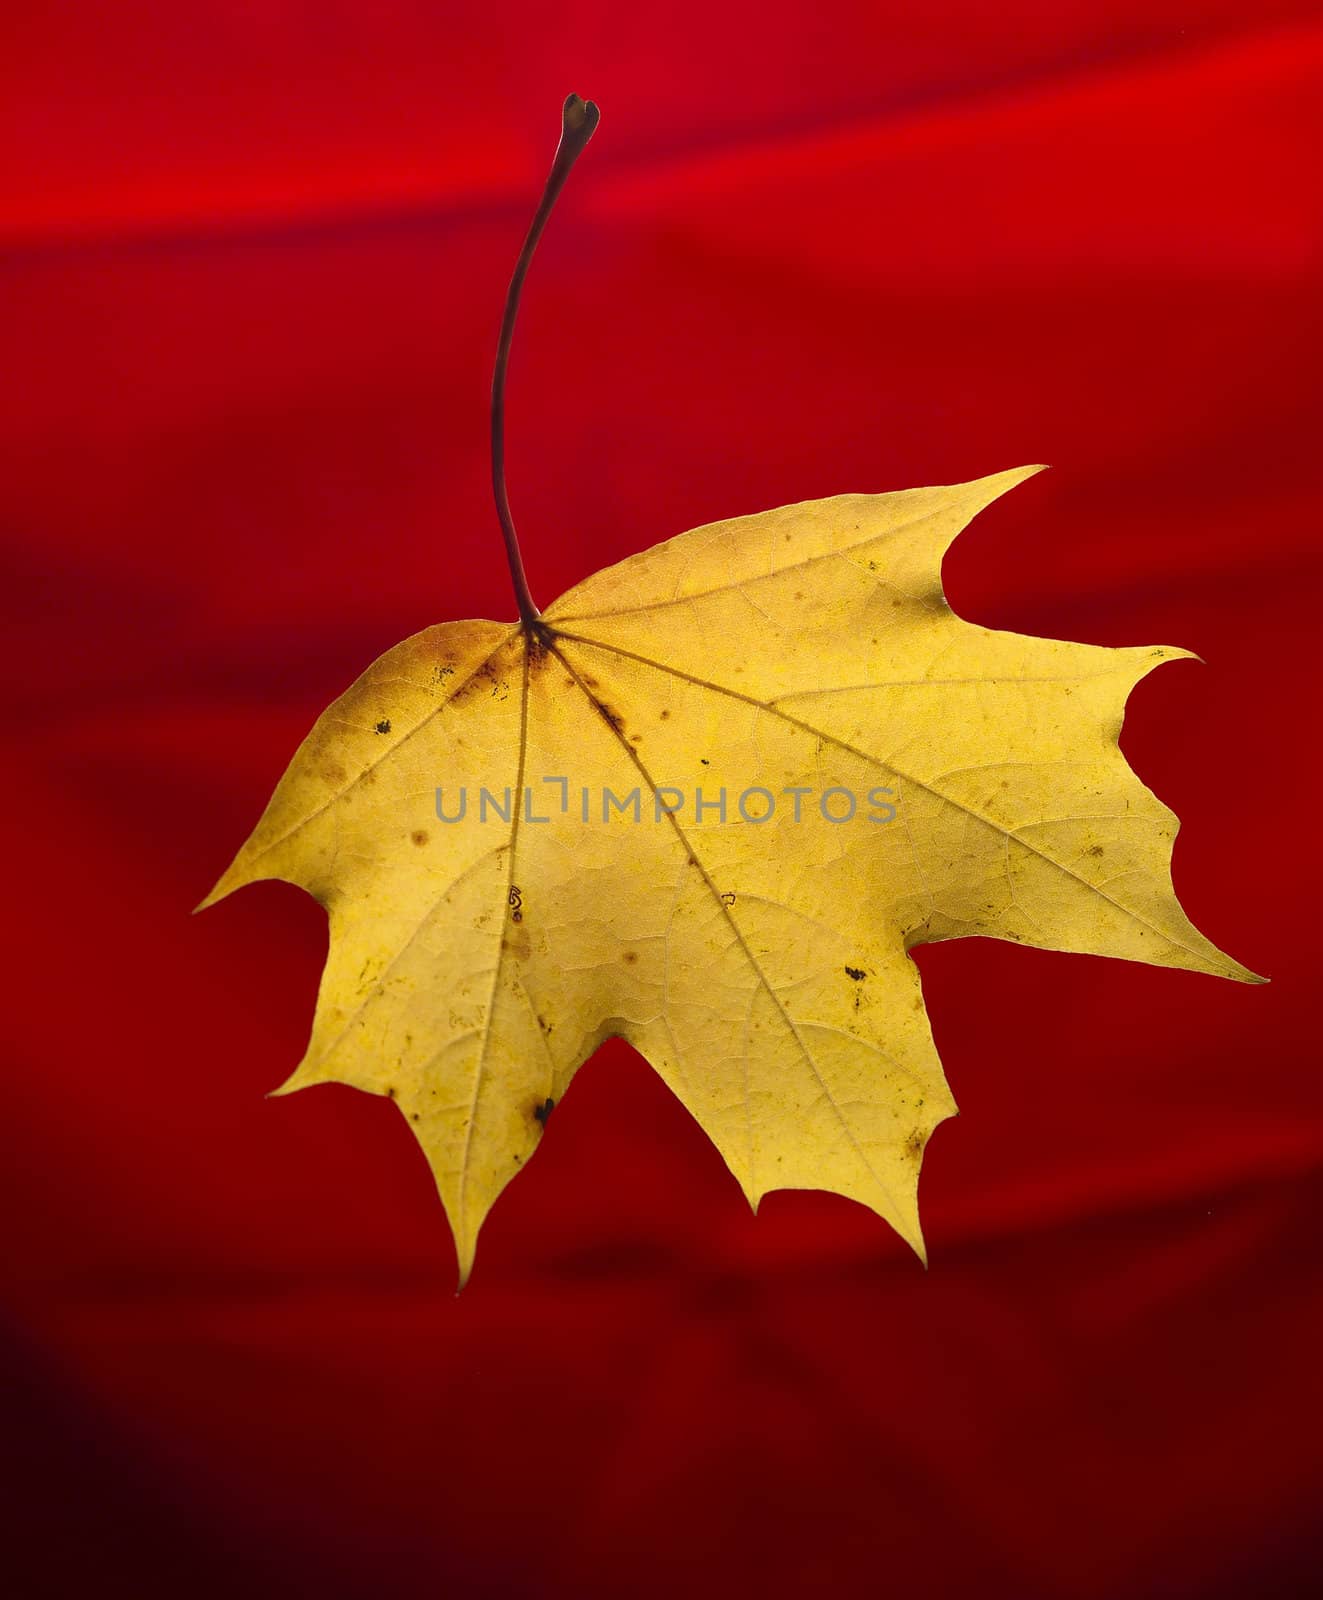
[3,4,1321,1596]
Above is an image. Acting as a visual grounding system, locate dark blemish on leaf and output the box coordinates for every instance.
[323,762,347,785]
[537,1015,553,1035]
[629,733,642,743]
[385,1086,397,1100]
[623,950,638,965]
[660,708,671,720]
[784,533,792,542]
[1088,844,1105,857]
[411,829,429,846]
[410,1112,420,1123]
[584,677,599,690]
[700,757,710,766]
[375,719,392,735]
[513,1153,522,1164]
[905,1129,924,1160]
[450,656,500,705]
[845,966,866,981]
[533,1096,555,1127]
[912,997,923,1011]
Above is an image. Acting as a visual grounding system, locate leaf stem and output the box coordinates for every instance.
[491,93,600,628]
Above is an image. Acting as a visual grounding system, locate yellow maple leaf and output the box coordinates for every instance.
[200,97,1258,1285]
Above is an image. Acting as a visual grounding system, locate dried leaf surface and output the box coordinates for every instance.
[204,467,1256,1282]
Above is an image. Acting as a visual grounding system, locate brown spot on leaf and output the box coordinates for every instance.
[623,950,638,965]
[525,628,552,670]
[449,656,500,706]
[532,1096,555,1127]
[845,966,866,981]
[374,719,392,735]
[411,829,429,846]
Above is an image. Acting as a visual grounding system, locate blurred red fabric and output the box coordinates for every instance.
[3,4,1321,1596]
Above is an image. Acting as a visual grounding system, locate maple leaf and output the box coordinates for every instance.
[201,467,1257,1282]
[201,97,1257,1285]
